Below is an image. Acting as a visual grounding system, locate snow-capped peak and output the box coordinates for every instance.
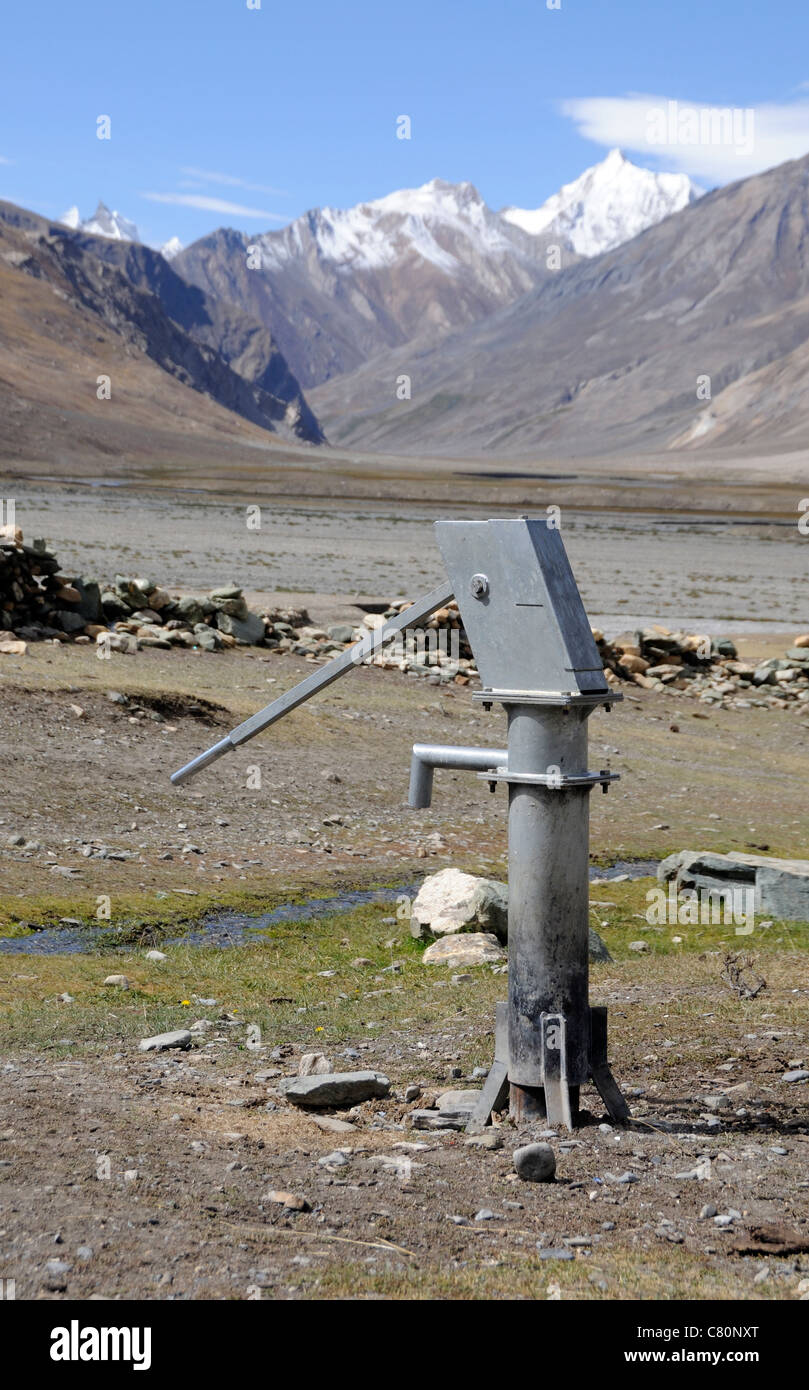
[160,235,183,261]
[502,149,703,257]
[60,200,141,243]
[256,178,518,275]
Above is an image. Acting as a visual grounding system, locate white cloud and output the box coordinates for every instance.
[180,166,287,196]
[141,192,285,221]
[560,94,809,182]
[0,156,11,165]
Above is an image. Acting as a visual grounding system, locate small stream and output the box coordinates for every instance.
[0,861,657,956]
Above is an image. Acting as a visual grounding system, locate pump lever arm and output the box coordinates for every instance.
[170,582,454,785]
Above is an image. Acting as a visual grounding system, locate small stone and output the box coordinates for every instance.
[44,1258,72,1289]
[464,1130,503,1150]
[76,1245,94,1261]
[317,1150,350,1168]
[514,1143,556,1183]
[422,933,506,968]
[539,1247,573,1260]
[264,1190,311,1211]
[782,1069,809,1083]
[298,1052,333,1077]
[404,1084,421,1102]
[474,1208,496,1221]
[702,1093,731,1110]
[628,940,649,953]
[145,950,167,962]
[103,974,130,989]
[410,1109,466,1131]
[309,1115,356,1134]
[437,1089,482,1116]
[138,1029,192,1052]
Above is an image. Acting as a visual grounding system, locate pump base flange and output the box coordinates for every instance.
[465,1003,629,1134]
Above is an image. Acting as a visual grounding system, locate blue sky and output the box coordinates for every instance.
[2,0,809,249]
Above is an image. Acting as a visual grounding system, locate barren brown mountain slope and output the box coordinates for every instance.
[0,206,322,468]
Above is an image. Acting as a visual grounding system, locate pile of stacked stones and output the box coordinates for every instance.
[3,522,807,707]
[0,523,101,648]
[593,624,809,711]
[0,525,311,655]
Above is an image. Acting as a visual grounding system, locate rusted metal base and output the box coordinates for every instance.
[466,1003,629,1134]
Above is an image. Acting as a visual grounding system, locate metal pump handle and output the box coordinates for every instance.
[170,582,454,785]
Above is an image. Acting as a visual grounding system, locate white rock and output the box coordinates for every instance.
[145,949,167,961]
[411,868,508,941]
[422,933,506,968]
[103,974,130,989]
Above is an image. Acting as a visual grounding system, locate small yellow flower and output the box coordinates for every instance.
[180,999,190,1006]
[315,1026,323,1032]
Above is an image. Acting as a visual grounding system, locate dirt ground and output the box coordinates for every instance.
[1,945,808,1301]
[0,635,808,1299]
[1,633,809,909]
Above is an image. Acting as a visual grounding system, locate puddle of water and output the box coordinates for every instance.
[0,863,657,955]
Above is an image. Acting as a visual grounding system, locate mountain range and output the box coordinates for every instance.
[3,147,809,465]
[308,151,809,457]
[0,200,323,470]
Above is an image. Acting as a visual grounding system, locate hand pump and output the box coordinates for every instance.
[171,518,630,1131]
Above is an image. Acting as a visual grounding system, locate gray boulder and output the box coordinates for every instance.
[658,849,809,921]
[514,1142,556,1183]
[215,610,266,645]
[176,596,205,627]
[281,1070,390,1107]
[588,928,612,963]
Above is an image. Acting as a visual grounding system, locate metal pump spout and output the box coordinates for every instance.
[408,743,507,809]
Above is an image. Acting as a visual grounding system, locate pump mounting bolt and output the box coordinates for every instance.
[470,573,489,599]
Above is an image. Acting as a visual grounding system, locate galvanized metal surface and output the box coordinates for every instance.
[171,582,454,784]
[436,517,609,698]
[408,743,507,809]
[505,704,592,1089]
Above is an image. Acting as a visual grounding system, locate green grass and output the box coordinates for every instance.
[1,879,806,1058]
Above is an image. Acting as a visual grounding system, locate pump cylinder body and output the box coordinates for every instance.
[506,704,592,1090]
